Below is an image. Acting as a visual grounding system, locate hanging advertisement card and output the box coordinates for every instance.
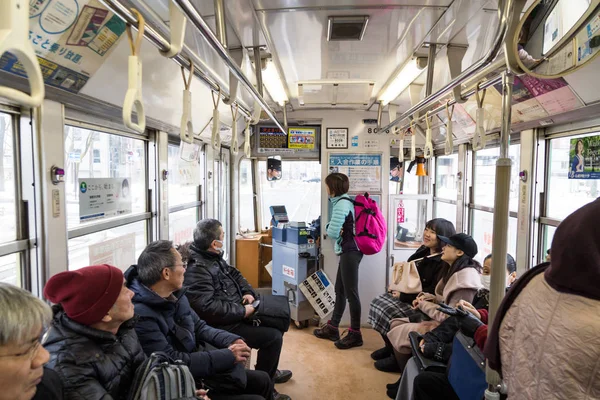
[78,177,132,222]
[568,135,600,179]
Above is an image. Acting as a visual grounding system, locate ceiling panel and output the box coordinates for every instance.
[253,0,453,11]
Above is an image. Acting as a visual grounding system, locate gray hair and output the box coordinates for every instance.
[0,283,52,346]
[137,240,177,286]
[193,219,222,250]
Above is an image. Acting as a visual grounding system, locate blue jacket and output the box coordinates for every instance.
[125,265,241,380]
[327,194,358,255]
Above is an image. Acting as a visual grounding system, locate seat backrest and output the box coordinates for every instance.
[447,332,487,400]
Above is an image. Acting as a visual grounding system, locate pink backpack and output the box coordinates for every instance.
[343,193,387,255]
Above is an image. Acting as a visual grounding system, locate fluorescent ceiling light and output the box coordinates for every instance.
[379,57,427,105]
[262,59,288,106]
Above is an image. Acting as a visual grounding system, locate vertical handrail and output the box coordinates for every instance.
[173,0,287,133]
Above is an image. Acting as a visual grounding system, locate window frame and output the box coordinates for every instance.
[238,156,258,233]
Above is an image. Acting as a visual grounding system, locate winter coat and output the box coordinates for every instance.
[326,194,358,255]
[184,245,256,327]
[43,308,146,400]
[387,267,482,352]
[125,265,241,380]
[32,368,63,400]
[399,246,446,304]
[498,274,600,400]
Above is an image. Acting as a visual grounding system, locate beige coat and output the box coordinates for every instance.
[499,274,600,400]
[387,267,482,351]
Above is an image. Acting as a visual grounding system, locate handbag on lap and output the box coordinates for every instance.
[248,294,291,332]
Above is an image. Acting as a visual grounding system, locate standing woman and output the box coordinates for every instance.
[314,173,364,349]
[369,218,456,372]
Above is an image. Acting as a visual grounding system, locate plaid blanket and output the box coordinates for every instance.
[368,292,417,335]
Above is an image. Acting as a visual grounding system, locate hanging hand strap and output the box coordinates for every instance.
[211,87,221,150]
[444,101,455,155]
[0,0,45,107]
[472,84,487,151]
[179,59,194,144]
[159,0,186,58]
[123,9,146,134]
[244,118,251,158]
[231,104,239,155]
[399,128,406,161]
[410,119,416,161]
[423,111,434,159]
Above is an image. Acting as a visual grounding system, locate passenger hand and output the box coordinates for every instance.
[242,294,255,305]
[228,343,251,364]
[437,305,484,338]
[232,339,247,346]
[244,304,256,318]
[456,300,481,320]
[196,389,210,400]
[419,339,425,353]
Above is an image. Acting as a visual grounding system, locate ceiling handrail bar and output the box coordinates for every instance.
[173,0,287,133]
[98,0,252,120]
[379,0,524,133]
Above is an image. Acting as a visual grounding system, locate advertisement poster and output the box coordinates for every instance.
[89,233,136,271]
[518,75,583,115]
[78,177,132,222]
[300,270,335,319]
[568,135,600,179]
[258,126,287,151]
[328,153,382,193]
[288,127,316,149]
[576,11,600,65]
[0,0,126,93]
[326,128,348,149]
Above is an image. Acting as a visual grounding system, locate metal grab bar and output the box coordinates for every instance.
[99,0,252,120]
[379,0,524,133]
[173,0,287,133]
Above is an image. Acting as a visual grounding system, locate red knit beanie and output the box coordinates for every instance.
[44,265,124,325]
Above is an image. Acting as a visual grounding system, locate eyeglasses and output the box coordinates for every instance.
[0,331,46,361]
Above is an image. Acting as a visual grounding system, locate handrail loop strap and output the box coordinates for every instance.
[473,83,487,151]
[211,87,222,150]
[159,0,186,58]
[444,101,454,155]
[231,104,239,155]
[179,58,194,144]
[424,111,434,159]
[410,119,416,161]
[123,9,146,134]
[244,118,251,158]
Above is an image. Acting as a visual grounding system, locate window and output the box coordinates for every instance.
[0,114,16,244]
[169,208,198,246]
[543,225,556,256]
[434,201,457,227]
[64,125,150,271]
[258,160,321,229]
[546,133,599,220]
[239,158,256,232]
[68,221,147,271]
[402,165,419,194]
[64,126,147,227]
[471,209,518,264]
[167,143,202,207]
[473,145,520,212]
[436,154,458,200]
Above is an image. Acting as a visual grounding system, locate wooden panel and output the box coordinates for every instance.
[235,233,273,288]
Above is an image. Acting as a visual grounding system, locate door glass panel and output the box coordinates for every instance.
[0,253,20,286]
[169,208,198,245]
[168,144,201,207]
[471,209,518,263]
[0,113,16,244]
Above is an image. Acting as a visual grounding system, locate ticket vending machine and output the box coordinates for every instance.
[270,206,317,328]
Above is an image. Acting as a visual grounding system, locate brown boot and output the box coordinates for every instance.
[313,323,340,341]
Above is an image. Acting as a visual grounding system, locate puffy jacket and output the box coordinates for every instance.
[327,194,358,255]
[184,245,256,327]
[499,274,600,400]
[399,246,446,303]
[125,265,240,380]
[43,307,145,400]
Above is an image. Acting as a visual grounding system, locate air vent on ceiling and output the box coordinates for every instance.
[327,16,369,41]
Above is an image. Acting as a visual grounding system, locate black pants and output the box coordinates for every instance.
[331,251,363,330]
[413,371,459,400]
[225,323,283,380]
[209,370,274,400]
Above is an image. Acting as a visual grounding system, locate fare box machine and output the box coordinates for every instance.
[270,206,318,329]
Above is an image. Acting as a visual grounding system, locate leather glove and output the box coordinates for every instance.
[437,305,484,338]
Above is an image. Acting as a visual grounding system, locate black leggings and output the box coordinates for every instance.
[413,371,459,400]
[331,251,363,330]
[208,370,274,400]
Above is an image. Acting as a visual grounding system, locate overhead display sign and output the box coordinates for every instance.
[78,177,132,222]
[328,153,382,193]
[288,127,316,149]
[89,233,136,271]
[254,124,321,158]
[0,0,126,93]
[568,135,600,179]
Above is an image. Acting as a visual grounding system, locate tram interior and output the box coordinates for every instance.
[1,0,600,398]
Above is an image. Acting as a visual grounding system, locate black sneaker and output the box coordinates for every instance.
[313,323,340,341]
[374,354,401,372]
[371,346,392,360]
[334,330,363,349]
[274,369,292,384]
[274,389,291,400]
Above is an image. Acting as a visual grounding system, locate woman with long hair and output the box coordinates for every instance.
[313,173,364,349]
[571,139,585,173]
[369,218,456,372]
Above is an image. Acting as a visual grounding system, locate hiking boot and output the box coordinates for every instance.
[374,354,401,372]
[274,389,291,400]
[274,369,292,384]
[334,329,363,349]
[371,346,392,360]
[313,323,340,341]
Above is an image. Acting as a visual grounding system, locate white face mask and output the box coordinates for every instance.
[480,275,491,290]
[213,239,224,254]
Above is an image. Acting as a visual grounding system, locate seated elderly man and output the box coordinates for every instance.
[126,240,274,400]
[43,264,146,400]
[184,219,292,400]
[0,283,62,400]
